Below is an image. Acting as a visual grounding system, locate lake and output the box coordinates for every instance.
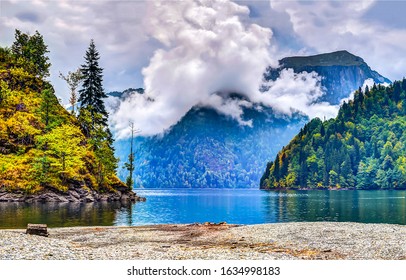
[1,189,406,229]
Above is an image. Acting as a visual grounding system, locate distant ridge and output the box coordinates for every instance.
[266,50,391,104]
[280,50,365,67]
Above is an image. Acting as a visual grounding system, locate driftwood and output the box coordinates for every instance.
[26,224,48,237]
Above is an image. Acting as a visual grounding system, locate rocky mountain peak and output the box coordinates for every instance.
[280,50,365,67]
[266,50,391,104]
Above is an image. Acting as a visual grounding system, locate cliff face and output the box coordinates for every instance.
[266,50,391,104]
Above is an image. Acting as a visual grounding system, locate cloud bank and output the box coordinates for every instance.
[110,0,338,138]
[3,0,406,116]
[0,0,152,97]
[270,0,406,82]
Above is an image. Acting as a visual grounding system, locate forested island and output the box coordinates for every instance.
[0,30,141,202]
[261,79,406,190]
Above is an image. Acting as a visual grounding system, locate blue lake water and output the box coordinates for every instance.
[1,189,406,228]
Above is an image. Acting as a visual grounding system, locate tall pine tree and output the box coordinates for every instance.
[78,39,108,126]
[77,39,118,187]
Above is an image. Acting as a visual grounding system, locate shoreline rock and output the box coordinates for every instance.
[0,188,146,203]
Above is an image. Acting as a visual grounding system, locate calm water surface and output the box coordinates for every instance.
[1,189,406,228]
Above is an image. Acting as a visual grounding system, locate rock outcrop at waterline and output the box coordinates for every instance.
[0,182,146,203]
[0,188,146,203]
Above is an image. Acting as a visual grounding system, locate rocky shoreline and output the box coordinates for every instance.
[1,222,406,260]
[0,187,146,203]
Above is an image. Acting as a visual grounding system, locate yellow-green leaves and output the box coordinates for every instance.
[1,34,124,194]
[6,111,42,139]
[36,124,87,176]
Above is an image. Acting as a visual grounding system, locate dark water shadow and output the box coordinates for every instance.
[0,201,133,229]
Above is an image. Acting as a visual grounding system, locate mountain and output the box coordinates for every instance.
[260,79,406,190]
[112,50,389,189]
[114,106,306,188]
[0,46,140,202]
[108,88,144,99]
[265,50,391,104]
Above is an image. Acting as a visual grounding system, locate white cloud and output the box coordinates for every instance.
[110,0,338,138]
[110,0,276,137]
[269,0,406,81]
[258,69,339,120]
[0,0,152,101]
[5,0,405,139]
[340,78,390,105]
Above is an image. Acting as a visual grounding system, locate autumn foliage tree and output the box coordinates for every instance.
[1,30,126,194]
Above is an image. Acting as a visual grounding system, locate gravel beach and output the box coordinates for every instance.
[1,222,406,260]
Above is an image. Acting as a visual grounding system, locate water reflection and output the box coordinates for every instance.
[115,189,268,226]
[261,190,406,224]
[0,201,132,229]
[1,189,406,228]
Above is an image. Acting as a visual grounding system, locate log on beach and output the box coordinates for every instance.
[26,224,48,237]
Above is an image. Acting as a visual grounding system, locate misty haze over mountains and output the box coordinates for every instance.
[108,51,390,189]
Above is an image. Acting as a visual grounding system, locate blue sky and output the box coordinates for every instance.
[1,0,406,137]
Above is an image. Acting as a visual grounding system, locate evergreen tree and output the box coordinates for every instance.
[261,79,406,190]
[124,122,139,188]
[393,82,401,102]
[364,85,370,96]
[329,170,339,187]
[11,29,51,78]
[78,39,108,125]
[77,40,119,188]
[272,154,280,181]
[78,106,118,186]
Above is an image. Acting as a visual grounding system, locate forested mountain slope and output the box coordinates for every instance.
[261,79,406,190]
[115,106,306,188]
[113,51,389,189]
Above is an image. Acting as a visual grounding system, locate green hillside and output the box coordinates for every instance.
[260,79,406,190]
[0,31,133,201]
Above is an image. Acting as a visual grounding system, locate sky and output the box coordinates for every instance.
[1,0,406,137]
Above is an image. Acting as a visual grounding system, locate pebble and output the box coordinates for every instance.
[0,222,405,260]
